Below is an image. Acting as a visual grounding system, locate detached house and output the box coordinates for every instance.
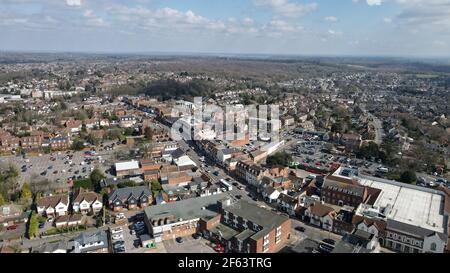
[36,194,70,218]
[72,188,103,214]
[108,186,152,211]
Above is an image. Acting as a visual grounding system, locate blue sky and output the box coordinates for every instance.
[0,0,450,56]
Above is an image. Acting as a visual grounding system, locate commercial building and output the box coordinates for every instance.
[357,175,448,253]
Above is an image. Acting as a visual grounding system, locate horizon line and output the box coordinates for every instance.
[1,49,450,61]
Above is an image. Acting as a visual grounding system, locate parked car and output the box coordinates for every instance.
[112,234,124,240]
[176,237,183,243]
[7,225,18,231]
[322,238,336,246]
[295,226,305,232]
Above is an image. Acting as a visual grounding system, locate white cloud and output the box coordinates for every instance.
[325,16,338,22]
[66,0,82,7]
[366,0,382,6]
[254,0,318,18]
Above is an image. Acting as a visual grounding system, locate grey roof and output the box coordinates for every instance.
[234,229,255,241]
[387,219,447,240]
[108,186,151,201]
[286,238,320,253]
[323,179,365,197]
[170,148,185,159]
[73,230,108,253]
[332,240,371,253]
[31,241,68,253]
[209,222,240,240]
[224,200,289,240]
[144,193,228,222]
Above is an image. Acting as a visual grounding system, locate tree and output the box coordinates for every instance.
[20,183,32,205]
[266,151,293,167]
[357,142,381,159]
[150,180,162,197]
[28,211,39,239]
[86,134,100,146]
[0,194,5,206]
[399,170,417,184]
[144,127,153,140]
[90,168,105,191]
[72,139,85,151]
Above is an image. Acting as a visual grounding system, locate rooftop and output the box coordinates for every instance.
[115,160,140,172]
[144,193,228,222]
[359,175,446,234]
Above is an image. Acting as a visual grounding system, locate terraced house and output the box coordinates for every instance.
[108,186,152,211]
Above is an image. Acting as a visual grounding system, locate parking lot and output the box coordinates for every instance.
[163,236,215,253]
[0,149,116,187]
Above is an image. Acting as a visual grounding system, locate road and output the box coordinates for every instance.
[367,112,384,145]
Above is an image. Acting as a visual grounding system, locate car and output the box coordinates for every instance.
[232,182,238,186]
[48,166,53,170]
[318,243,334,253]
[235,195,242,199]
[237,186,245,190]
[295,226,305,232]
[53,170,58,174]
[176,237,183,243]
[130,229,136,235]
[112,234,124,240]
[322,238,336,246]
[111,228,123,234]
[39,222,45,229]
[192,232,202,240]
[252,197,258,201]
[7,224,18,231]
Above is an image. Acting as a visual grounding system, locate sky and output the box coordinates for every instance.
[0,0,450,57]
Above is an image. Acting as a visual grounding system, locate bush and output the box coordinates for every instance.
[399,170,417,184]
[73,179,94,190]
[117,181,138,188]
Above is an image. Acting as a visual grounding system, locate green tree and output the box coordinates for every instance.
[72,139,85,151]
[399,170,417,184]
[90,168,105,191]
[150,179,162,197]
[266,151,293,167]
[20,183,33,205]
[0,194,6,206]
[28,211,39,239]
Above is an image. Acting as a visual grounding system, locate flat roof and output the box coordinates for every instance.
[209,223,240,240]
[359,176,445,234]
[115,160,140,172]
